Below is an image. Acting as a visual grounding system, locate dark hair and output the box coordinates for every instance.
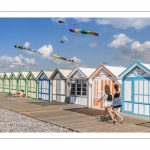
[114,84,119,91]
[105,85,110,95]
[21,90,24,92]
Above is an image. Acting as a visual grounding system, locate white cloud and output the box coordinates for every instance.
[74,18,91,23]
[62,36,68,41]
[24,58,37,65]
[24,42,30,48]
[89,42,98,48]
[38,44,53,60]
[109,33,150,62]
[108,33,134,48]
[131,41,150,52]
[0,54,37,72]
[0,55,14,62]
[95,18,150,30]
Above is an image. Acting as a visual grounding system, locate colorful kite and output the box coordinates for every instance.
[58,20,64,23]
[53,54,75,63]
[69,28,100,36]
[14,45,43,55]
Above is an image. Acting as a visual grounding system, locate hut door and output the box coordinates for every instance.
[123,80,133,113]
[133,80,150,116]
[93,80,100,107]
[56,80,61,101]
[53,79,65,102]
[52,80,56,101]
[39,80,49,101]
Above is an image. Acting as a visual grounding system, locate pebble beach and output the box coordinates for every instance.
[0,107,75,133]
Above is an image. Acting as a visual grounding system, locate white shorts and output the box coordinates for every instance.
[104,101,112,108]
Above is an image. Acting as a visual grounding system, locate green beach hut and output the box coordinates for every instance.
[3,72,11,93]
[0,73,4,92]
[9,72,19,94]
[17,71,29,96]
[26,71,40,99]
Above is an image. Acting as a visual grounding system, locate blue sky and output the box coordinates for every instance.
[1,17,150,72]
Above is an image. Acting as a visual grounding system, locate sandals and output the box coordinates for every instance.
[113,121,116,125]
[121,117,124,124]
[99,116,104,122]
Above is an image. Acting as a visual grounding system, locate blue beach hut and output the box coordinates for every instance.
[118,61,150,117]
[36,70,53,102]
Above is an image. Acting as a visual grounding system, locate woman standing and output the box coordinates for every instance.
[98,85,116,125]
[113,84,124,124]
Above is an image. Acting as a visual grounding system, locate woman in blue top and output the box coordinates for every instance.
[113,84,124,124]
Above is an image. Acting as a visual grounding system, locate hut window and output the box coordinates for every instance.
[13,80,16,89]
[71,80,87,96]
[71,80,75,95]
[82,80,87,96]
[77,80,81,95]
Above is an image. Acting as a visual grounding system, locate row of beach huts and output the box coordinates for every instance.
[0,61,150,118]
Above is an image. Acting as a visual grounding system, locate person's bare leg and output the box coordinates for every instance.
[107,107,115,122]
[114,107,124,123]
[100,108,107,121]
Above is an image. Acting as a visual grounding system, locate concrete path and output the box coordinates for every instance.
[0,93,150,132]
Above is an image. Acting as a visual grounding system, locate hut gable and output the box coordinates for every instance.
[89,64,126,80]
[53,72,63,79]
[118,61,150,79]
[17,72,28,79]
[36,71,53,80]
[125,66,149,78]
[29,74,33,79]
[97,68,113,78]
[18,74,22,79]
[50,69,72,80]
[39,73,47,80]
[9,73,16,79]
[71,70,86,78]
[3,72,11,79]
[17,73,23,79]
[68,67,95,79]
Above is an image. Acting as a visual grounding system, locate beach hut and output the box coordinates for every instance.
[36,70,54,102]
[17,71,29,95]
[0,73,4,92]
[26,71,40,99]
[3,72,11,93]
[50,69,72,103]
[9,72,19,94]
[88,64,126,109]
[118,61,150,117]
[67,67,96,106]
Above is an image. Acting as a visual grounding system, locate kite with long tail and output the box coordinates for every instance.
[14,45,43,55]
[69,28,100,36]
[53,54,75,63]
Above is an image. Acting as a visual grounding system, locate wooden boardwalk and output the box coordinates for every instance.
[1,93,150,132]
